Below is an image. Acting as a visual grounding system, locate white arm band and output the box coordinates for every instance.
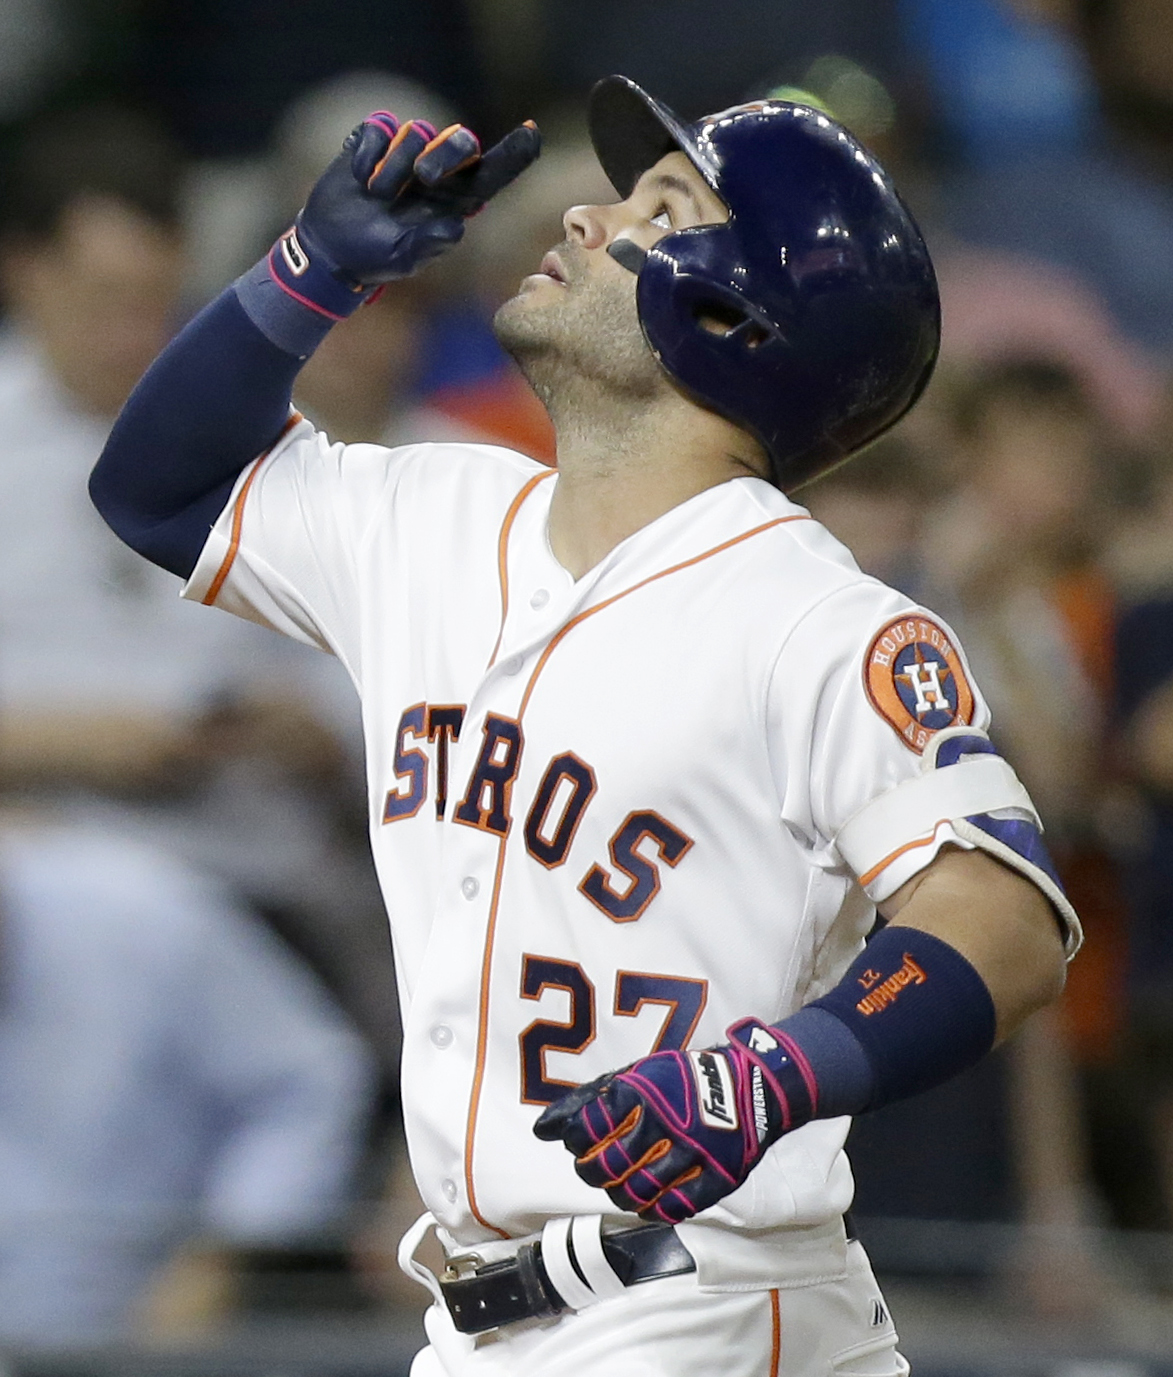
[835,729,1082,958]
[836,755,1036,883]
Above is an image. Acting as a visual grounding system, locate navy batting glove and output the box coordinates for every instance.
[533,1022,817,1223]
[266,110,541,323]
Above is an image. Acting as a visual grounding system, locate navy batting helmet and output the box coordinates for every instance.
[588,76,940,491]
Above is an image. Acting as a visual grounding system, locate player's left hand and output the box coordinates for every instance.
[533,1026,813,1223]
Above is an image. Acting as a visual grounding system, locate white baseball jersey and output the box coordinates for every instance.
[182,419,996,1252]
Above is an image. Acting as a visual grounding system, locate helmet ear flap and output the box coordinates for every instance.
[670,274,786,356]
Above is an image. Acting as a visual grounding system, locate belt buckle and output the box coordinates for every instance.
[442,1251,484,1283]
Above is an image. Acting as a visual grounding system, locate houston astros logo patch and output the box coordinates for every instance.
[864,614,974,753]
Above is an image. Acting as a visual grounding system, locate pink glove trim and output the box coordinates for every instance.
[365,112,400,138]
[618,1068,739,1184]
[266,248,348,322]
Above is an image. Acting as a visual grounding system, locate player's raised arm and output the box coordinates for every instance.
[89,113,540,577]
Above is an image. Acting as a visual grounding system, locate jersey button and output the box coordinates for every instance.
[530,588,550,609]
[502,655,523,675]
[430,1024,454,1049]
[441,1179,458,1203]
[461,876,480,900]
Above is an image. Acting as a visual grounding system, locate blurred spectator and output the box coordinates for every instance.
[0,101,399,1164]
[0,811,374,1347]
[909,0,1173,355]
[0,103,268,774]
[934,247,1165,443]
[801,433,936,598]
[1102,389,1173,1237]
[919,358,1113,832]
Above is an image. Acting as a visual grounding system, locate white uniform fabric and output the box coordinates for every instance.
[183,424,1000,1263]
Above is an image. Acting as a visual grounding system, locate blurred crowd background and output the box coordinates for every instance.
[0,0,1172,1372]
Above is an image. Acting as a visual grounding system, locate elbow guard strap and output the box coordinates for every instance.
[835,727,1082,958]
[728,924,997,1123]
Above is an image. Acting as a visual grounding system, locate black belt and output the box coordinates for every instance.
[440,1221,694,1335]
[440,1214,858,1335]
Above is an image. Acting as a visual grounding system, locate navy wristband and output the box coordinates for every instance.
[810,925,996,1109]
[233,259,340,359]
[234,225,374,360]
[727,925,997,1143]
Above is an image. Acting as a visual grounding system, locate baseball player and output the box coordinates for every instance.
[91,77,1080,1377]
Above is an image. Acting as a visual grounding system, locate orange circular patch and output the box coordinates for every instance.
[864,614,975,753]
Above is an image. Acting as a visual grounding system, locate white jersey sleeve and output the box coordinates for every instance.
[769,577,992,902]
[180,417,543,684]
[181,417,400,669]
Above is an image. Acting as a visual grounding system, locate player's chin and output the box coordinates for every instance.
[492,289,562,355]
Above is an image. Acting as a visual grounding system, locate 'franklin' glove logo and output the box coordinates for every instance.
[690,1050,738,1130]
[533,1019,816,1223]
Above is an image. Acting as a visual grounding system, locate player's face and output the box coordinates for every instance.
[493,151,727,400]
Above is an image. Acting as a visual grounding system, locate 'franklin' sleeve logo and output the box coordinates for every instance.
[856,954,926,1015]
[863,614,975,753]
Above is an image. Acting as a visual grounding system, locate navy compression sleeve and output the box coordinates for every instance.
[89,287,307,578]
[726,923,997,1124]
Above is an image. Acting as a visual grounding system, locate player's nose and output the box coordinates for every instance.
[563,202,611,250]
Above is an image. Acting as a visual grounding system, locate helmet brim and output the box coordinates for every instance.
[588,75,720,200]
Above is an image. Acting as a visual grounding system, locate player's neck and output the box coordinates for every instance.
[547,401,764,579]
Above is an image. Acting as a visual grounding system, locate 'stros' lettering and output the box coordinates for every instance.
[519,956,709,1105]
[427,706,465,820]
[383,704,465,823]
[524,753,597,868]
[383,703,693,924]
[382,703,427,822]
[579,811,693,922]
[454,713,523,836]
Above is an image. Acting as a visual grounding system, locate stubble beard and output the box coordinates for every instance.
[492,244,665,421]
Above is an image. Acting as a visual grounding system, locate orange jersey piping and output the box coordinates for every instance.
[857,823,951,888]
[463,834,514,1237]
[202,411,302,606]
[463,511,809,1236]
[517,517,809,718]
[769,1289,781,1376]
[486,470,555,671]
